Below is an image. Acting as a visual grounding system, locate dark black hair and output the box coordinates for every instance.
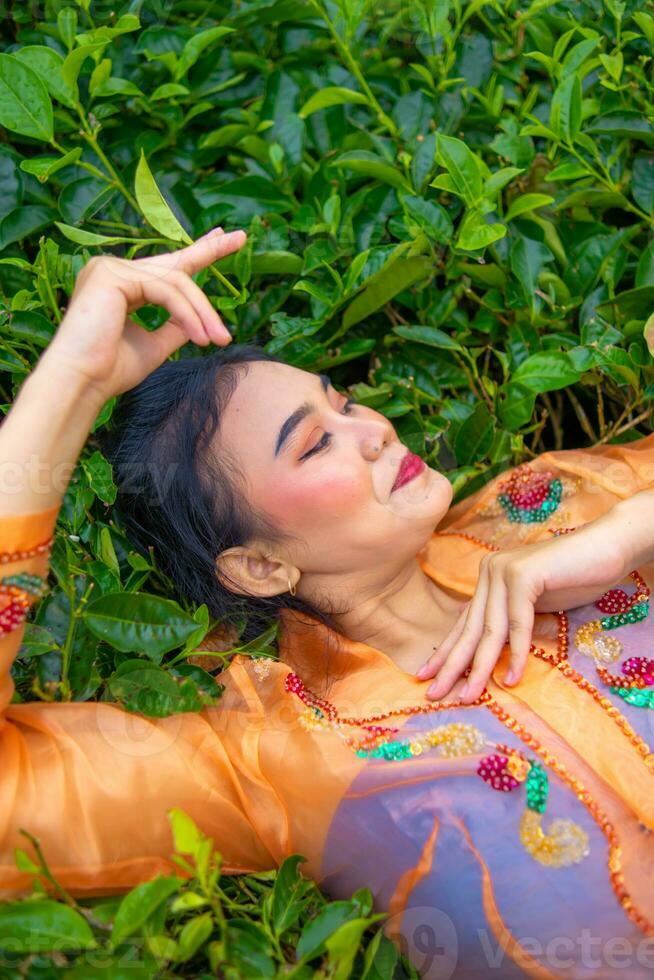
[97,344,342,644]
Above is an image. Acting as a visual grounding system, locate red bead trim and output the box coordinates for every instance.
[0,536,53,564]
[435,530,499,552]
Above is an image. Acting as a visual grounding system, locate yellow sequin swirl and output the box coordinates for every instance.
[519,809,590,867]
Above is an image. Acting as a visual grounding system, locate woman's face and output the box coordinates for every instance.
[217,360,453,587]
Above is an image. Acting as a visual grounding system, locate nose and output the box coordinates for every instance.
[361,414,396,461]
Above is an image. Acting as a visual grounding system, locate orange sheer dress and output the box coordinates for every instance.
[2,435,654,979]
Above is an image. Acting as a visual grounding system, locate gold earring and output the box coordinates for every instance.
[288,577,297,596]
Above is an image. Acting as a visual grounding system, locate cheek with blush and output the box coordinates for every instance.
[264,466,368,527]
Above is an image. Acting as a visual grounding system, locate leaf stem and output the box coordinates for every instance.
[209,265,241,298]
[308,0,399,138]
[74,106,140,212]
[18,828,79,907]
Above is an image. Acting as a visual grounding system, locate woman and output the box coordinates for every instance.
[1,229,654,979]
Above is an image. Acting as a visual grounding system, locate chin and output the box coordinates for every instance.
[390,465,452,519]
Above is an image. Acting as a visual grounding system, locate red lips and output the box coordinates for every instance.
[391,451,426,492]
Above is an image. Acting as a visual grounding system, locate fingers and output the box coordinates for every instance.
[170,227,247,276]
[166,270,231,345]
[143,318,188,363]
[454,573,509,704]
[422,554,539,706]
[505,576,535,685]
[416,604,468,680]
[140,278,208,346]
[424,561,491,701]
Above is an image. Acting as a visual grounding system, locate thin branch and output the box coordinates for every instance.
[566,387,598,443]
[541,392,563,450]
[18,829,78,907]
[461,286,511,326]
[612,409,652,439]
[597,400,641,444]
[596,382,606,438]
[529,408,549,454]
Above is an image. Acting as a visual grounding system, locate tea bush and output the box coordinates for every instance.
[0,0,653,974]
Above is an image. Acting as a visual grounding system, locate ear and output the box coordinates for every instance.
[215,544,298,598]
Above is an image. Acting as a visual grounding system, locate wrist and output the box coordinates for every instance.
[37,347,109,416]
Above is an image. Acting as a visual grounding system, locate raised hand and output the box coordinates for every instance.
[0,228,248,515]
[45,227,246,401]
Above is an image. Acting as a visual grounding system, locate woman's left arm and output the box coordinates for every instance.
[417,488,654,705]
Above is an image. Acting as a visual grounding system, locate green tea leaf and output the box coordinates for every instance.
[485,166,524,194]
[0,54,53,141]
[403,195,453,243]
[505,193,554,222]
[135,150,192,243]
[331,150,412,191]
[586,110,654,140]
[326,918,379,979]
[341,255,432,330]
[82,449,116,504]
[393,325,462,350]
[83,592,199,660]
[111,875,183,947]
[457,212,506,251]
[268,855,310,934]
[297,902,360,962]
[175,913,214,962]
[169,808,206,858]
[299,86,369,117]
[20,148,82,182]
[0,900,96,951]
[174,26,234,81]
[436,134,483,205]
[454,403,494,464]
[62,43,107,97]
[597,286,654,321]
[14,46,77,109]
[54,221,127,246]
[550,73,581,141]
[512,352,580,392]
[107,661,212,715]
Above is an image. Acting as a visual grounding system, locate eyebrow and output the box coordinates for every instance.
[274,373,331,458]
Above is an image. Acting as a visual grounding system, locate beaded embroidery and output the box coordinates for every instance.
[284,671,590,868]
[252,656,278,681]
[0,570,49,638]
[498,466,563,524]
[476,465,579,542]
[573,572,654,709]
[0,537,53,564]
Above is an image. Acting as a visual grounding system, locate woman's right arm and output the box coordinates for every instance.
[0,227,245,516]
[0,230,278,897]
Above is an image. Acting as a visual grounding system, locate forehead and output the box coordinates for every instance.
[219,360,319,450]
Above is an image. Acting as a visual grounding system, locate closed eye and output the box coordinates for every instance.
[299,397,356,462]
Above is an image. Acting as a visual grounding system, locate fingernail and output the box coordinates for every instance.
[460,683,469,698]
[504,670,515,684]
[416,664,429,678]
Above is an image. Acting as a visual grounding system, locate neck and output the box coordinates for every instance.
[307,554,465,675]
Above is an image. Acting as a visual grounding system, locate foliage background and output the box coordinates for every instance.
[0,0,653,974]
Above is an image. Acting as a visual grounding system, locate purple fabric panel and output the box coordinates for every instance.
[320,705,649,979]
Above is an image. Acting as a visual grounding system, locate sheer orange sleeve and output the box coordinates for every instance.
[0,507,276,899]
